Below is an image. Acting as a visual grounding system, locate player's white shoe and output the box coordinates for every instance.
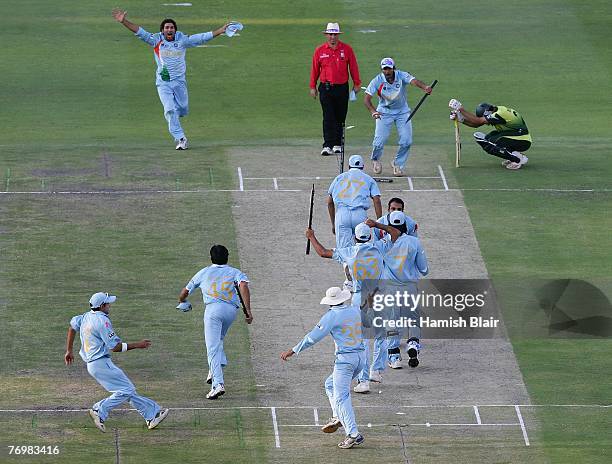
[206,371,212,384]
[320,147,333,156]
[88,409,106,433]
[406,340,421,368]
[175,138,188,150]
[342,280,354,293]
[372,160,382,174]
[473,131,486,141]
[391,162,404,177]
[353,381,370,394]
[147,408,170,430]
[321,417,342,433]
[369,370,383,383]
[338,433,365,449]
[206,384,225,399]
[388,357,402,369]
[332,145,342,154]
[506,152,528,170]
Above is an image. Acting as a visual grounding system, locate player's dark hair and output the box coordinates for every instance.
[210,245,229,265]
[391,223,408,234]
[160,18,177,32]
[388,197,404,209]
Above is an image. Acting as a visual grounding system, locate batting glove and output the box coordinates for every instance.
[448,98,463,111]
[176,301,192,312]
[450,111,465,122]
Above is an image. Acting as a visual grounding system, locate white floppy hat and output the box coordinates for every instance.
[89,292,117,309]
[323,22,343,34]
[320,286,352,305]
[354,223,372,241]
[348,154,364,168]
[389,211,406,226]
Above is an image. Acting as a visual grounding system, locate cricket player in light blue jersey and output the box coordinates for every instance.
[177,245,253,400]
[327,154,382,251]
[364,58,433,176]
[281,287,366,449]
[370,212,429,369]
[64,292,169,433]
[373,197,418,241]
[305,223,399,393]
[112,9,231,150]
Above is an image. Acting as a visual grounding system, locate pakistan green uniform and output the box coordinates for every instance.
[477,105,532,157]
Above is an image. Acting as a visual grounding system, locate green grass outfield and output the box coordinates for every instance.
[1,0,611,462]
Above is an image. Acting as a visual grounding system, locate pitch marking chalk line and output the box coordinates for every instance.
[1,404,609,413]
[270,407,281,448]
[282,423,522,428]
[313,408,319,426]
[473,405,482,425]
[237,167,244,191]
[515,405,530,446]
[273,178,278,190]
[438,165,449,191]
[397,424,412,464]
[407,177,414,191]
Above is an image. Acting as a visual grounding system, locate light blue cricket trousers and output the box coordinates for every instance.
[156,79,189,141]
[87,357,160,421]
[204,302,238,388]
[371,112,413,169]
[385,281,421,360]
[335,206,368,249]
[324,351,366,437]
[359,336,387,382]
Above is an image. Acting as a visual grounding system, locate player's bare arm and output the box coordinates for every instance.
[372,195,382,219]
[111,340,152,352]
[305,228,334,258]
[327,196,336,235]
[364,93,381,119]
[411,79,433,94]
[365,219,400,242]
[64,327,76,365]
[112,8,139,33]
[238,281,254,324]
[212,23,230,37]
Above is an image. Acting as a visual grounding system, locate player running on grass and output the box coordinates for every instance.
[112,9,233,150]
[64,292,169,433]
[281,287,365,449]
[177,245,253,400]
[449,99,532,170]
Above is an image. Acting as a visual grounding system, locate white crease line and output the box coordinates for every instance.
[473,405,482,425]
[243,176,334,180]
[281,423,522,428]
[515,405,530,446]
[407,177,414,191]
[273,178,278,190]
[438,164,449,191]
[313,408,319,426]
[271,407,281,448]
[1,404,608,413]
[237,167,244,191]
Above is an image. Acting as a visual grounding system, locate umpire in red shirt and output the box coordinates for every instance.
[310,23,361,156]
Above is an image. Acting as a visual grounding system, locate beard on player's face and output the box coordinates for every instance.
[163,25,176,40]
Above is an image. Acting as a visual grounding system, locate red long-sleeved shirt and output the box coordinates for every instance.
[310,41,361,89]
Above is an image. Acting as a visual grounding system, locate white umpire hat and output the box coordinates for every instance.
[89,292,117,309]
[348,154,364,169]
[320,286,352,306]
[389,211,406,226]
[323,22,343,34]
[354,222,372,241]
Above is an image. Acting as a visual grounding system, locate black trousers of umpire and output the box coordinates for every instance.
[318,82,349,149]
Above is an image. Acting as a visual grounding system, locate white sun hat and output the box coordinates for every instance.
[320,286,352,305]
[323,22,343,34]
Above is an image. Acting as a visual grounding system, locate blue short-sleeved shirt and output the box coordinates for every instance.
[70,311,122,363]
[365,70,415,115]
[186,264,249,308]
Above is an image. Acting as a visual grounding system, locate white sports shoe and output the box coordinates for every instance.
[501,159,511,167]
[332,145,342,154]
[353,381,370,394]
[320,147,333,156]
[206,371,212,385]
[338,433,364,449]
[206,384,225,399]
[321,417,342,433]
[175,138,188,150]
[342,280,354,293]
[473,131,486,141]
[406,340,421,368]
[506,153,528,170]
[369,370,383,383]
[388,358,402,369]
[372,160,382,174]
[391,162,404,177]
[88,409,106,433]
[147,408,169,430]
